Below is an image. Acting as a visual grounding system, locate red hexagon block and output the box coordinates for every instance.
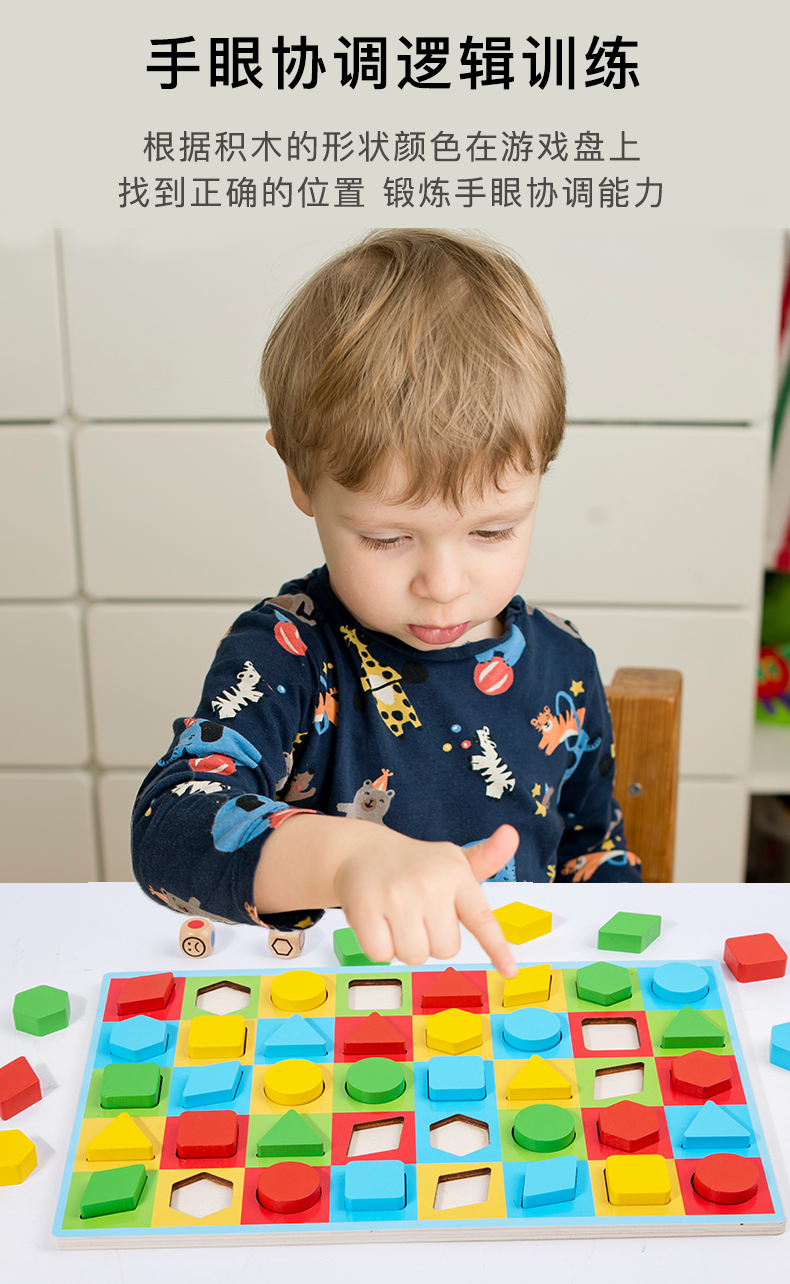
[671,1050,732,1099]
[597,1100,660,1152]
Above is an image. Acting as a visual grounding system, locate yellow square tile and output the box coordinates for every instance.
[492,902,552,944]
[250,1063,335,1116]
[151,1167,244,1228]
[590,1159,685,1217]
[412,1015,493,1061]
[74,1115,164,1172]
[416,1162,507,1221]
[187,1013,246,1060]
[174,1017,256,1067]
[494,1059,579,1109]
[258,971,336,1019]
[487,968,566,1013]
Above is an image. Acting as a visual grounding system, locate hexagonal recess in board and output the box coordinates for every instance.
[575,962,632,1007]
[194,982,251,1016]
[597,1100,660,1152]
[13,985,70,1036]
[108,1014,169,1062]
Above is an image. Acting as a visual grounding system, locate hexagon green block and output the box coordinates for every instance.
[597,912,661,954]
[13,984,70,1036]
[576,962,632,1007]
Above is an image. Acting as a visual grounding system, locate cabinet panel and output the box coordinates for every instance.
[674,779,748,882]
[0,428,77,597]
[0,772,98,880]
[0,606,90,765]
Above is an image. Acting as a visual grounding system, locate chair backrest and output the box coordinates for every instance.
[605,668,682,882]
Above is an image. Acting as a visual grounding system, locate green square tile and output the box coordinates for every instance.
[247,1113,332,1166]
[59,1169,158,1231]
[334,973,412,1017]
[563,968,643,1013]
[598,912,661,953]
[574,1056,662,1108]
[84,1067,172,1118]
[499,1108,587,1163]
[646,1008,732,1055]
[100,1062,163,1110]
[332,1061,415,1113]
[179,975,260,1020]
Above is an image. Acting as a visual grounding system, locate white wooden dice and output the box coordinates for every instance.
[267,928,305,959]
[179,916,215,958]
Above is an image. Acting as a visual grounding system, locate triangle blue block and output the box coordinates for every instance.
[263,1013,327,1060]
[521,1155,578,1208]
[182,1060,242,1107]
[681,1100,752,1150]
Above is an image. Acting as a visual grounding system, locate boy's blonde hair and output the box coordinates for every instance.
[261,228,565,509]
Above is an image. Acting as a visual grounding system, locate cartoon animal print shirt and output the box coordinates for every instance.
[132,564,641,932]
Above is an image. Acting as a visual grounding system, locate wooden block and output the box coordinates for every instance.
[116,972,175,1016]
[182,1060,242,1107]
[512,1104,576,1153]
[12,984,69,1036]
[268,928,305,960]
[502,1007,562,1053]
[692,1152,760,1204]
[333,926,389,967]
[270,970,327,1012]
[661,1006,725,1049]
[343,1012,407,1057]
[100,1062,162,1110]
[344,1159,406,1211]
[506,1056,572,1102]
[263,1058,324,1106]
[175,1110,239,1159]
[179,917,215,958]
[0,1130,37,1185]
[108,1014,169,1062]
[344,1057,406,1105]
[425,1008,483,1055]
[597,912,661,954]
[491,902,552,945]
[80,1164,147,1219]
[723,933,787,982]
[605,1154,671,1205]
[670,1050,732,1097]
[651,962,709,1005]
[187,1013,246,1060]
[575,962,632,1006]
[427,1055,486,1101]
[521,1155,578,1208]
[0,1056,41,1120]
[770,1021,790,1070]
[681,1101,751,1150]
[597,1101,660,1152]
[256,1109,325,1157]
[263,1013,327,1060]
[256,1161,322,1214]
[85,1113,154,1162]
[502,965,551,1008]
[420,967,483,1010]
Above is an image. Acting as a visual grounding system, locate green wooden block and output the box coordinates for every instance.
[13,984,70,1036]
[100,1062,162,1110]
[513,1104,576,1153]
[598,912,662,954]
[576,961,632,1007]
[333,927,389,968]
[80,1164,147,1218]
[257,1108,325,1157]
[661,1006,726,1049]
[345,1056,405,1104]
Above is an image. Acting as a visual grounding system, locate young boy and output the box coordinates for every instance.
[132,229,641,979]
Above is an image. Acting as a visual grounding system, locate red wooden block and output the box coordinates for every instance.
[257,1161,322,1214]
[116,972,175,1016]
[343,1012,407,1057]
[723,934,787,982]
[175,1110,239,1159]
[0,1056,42,1120]
[597,1100,660,1152]
[420,967,483,1010]
[671,1050,732,1098]
[692,1152,760,1204]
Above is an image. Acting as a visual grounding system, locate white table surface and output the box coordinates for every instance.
[2,880,789,1280]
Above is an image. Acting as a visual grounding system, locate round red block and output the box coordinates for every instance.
[670,1050,732,1098]
[257,1162,322,1214]
[692,1153,760,1205]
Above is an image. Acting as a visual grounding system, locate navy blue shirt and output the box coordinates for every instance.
[132,565,641,931]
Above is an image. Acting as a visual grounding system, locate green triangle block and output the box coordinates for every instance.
[333,927,389,968]
[661,1006,725,1048]
[256,1108,325,1157]
[80,1164,147,1218]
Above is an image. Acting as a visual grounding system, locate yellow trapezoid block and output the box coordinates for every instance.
[492,902,552,945]
[263,1058,325,1106]
[605,1154,672,1206]
[270,970,327,1013]
[187,1013,246,1060]
[84,1112,154,1163]
[506,1055,572,1102]
[425,1007,483,1055]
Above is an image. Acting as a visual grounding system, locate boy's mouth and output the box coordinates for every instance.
[408,622,469,644]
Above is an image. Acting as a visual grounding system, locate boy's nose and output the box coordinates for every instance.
[410,552,471,605]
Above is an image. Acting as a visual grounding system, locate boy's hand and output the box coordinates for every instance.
[334,824,520,978]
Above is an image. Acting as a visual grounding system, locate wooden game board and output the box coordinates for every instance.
[53,961,786,1246]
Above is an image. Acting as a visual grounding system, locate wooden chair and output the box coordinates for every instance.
[605,669,682,882]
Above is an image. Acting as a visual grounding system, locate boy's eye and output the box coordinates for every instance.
[358,535,407,550]
[473,527,517,543]
[358,528,517,551]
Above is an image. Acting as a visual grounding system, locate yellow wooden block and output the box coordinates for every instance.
[84,1112,154,1163]
[605,1154,672,1206]
[492,902,552,945]
[270,970,327,1013]
[502,965,551,1008]
[506,1055,572,1102]
[263,1058,324,1106]
[0,1130,37,1185]
[187,1013,246,1060]
[425,1007,483,1055]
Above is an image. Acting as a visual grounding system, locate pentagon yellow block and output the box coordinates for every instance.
[270,970,327,1013]
[0,1129,37,1185]
[507,1055,572,1102]
[84,1112,154,1162]
[605,1154,672,1206]
[425,1007,483,1054]
[492,901,552,945]
[187,1013,246,1060]
[263,1058,325,1106]
[503,964,552,1008]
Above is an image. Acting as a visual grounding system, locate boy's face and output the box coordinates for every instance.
[286,456,541,650]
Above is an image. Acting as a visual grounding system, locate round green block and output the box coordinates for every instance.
[345,1057,406,1104]
[513,1104,576,1153]
[12,984,70,1036]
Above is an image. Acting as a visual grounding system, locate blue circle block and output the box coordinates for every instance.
[770,1021,790,1070]
[502,1007,562,1053]
[651,962,709,1005]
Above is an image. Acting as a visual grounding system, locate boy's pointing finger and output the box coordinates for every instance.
[456,882,517,979]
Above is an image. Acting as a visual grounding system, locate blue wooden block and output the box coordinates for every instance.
[681,1100,752,1150]
[182,1060,242,1107]
[651,962,709,1005]
[263,1013,327,1060]
[521,1155,578,1208]
[502,1007,562,1053]
[427,1055,486,1101]
[344,1160,406,1211]
[108,1015,168,1062]
[770,1022,790,1070]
